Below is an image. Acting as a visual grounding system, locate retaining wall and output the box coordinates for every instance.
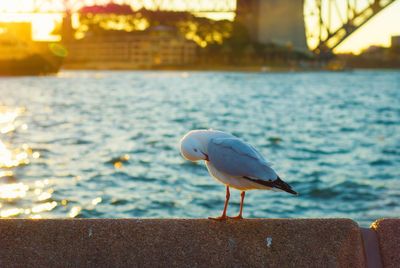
[0,218,398,267]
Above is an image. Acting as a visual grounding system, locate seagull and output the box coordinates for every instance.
[180,129,297,220]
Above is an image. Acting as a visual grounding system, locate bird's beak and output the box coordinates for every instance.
[202,152,209,161]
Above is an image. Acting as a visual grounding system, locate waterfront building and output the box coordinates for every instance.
[0,22,32,60]
[0,22,63,75]
[64,26,198,69]
[391,35,400,48]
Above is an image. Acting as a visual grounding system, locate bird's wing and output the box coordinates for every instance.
[208,137,277,181]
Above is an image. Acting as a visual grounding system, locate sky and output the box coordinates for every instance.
[0,0,399,54]
[334,1,400,54]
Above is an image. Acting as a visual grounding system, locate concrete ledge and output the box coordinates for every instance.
[0,219,365,267]
[372,219,400,268]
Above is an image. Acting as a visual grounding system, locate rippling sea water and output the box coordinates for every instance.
[0,70,399,226]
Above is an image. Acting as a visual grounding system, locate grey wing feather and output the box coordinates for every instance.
[208,138,277,181]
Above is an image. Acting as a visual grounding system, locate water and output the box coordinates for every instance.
[0,70,399,226]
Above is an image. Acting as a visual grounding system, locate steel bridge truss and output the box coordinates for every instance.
[306,0,396,55]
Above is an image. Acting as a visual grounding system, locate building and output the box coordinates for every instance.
[236,0,308,52]
[0,22,32,43]
[0,22,64,75]
[64,26,197,69]
[390,35,400,59]
[0,22,33,60]
[362,45,388,59]
[391,35,400,48]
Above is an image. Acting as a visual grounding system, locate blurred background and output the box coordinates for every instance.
[0,0,399,225]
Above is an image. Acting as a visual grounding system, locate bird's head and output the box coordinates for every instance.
[180,130,209,162]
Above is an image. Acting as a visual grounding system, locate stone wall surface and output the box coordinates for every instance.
[372,219,400,268]
[0,219,367,268]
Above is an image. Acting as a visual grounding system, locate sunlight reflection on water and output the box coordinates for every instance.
[0,106,60,218]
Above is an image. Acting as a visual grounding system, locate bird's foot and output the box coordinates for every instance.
[208,215,228,221]
[228,215,243,220]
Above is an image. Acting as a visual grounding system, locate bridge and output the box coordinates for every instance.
[0,0,397,54]
[305,0,397,56]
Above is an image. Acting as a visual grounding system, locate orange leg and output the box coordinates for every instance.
[229,191,245,220]
[209,186,230,221]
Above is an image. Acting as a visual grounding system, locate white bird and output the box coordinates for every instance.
[180,129,297,220]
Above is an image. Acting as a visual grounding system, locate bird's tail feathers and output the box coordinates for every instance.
[244,176,298,195]
[272,176,298,195]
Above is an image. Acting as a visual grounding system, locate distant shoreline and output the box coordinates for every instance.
[61,63,400,73]
[61,63,340,73]
[62,65,304,72]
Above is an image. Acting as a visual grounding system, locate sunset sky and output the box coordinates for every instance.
[333,0,400,53]
[0,0,399,53]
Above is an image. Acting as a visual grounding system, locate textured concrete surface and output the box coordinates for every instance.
[372,219,400,268]
[361,228,382,268]
[0,219,365,268]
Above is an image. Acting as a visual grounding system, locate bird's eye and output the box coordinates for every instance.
[193,149,198,152]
